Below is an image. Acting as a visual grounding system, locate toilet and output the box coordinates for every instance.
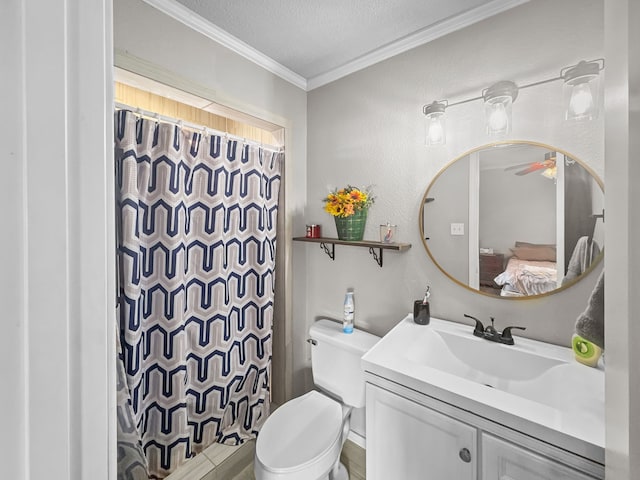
[254,319,380,480]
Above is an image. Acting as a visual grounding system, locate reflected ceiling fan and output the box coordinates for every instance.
[504,152,557,178]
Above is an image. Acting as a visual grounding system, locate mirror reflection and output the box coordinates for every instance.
[421,141,604,298]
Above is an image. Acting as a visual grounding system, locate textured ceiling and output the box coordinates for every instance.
[173,0,514,83]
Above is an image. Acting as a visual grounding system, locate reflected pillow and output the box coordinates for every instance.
[515,241,556,249]
[510,244,556,262]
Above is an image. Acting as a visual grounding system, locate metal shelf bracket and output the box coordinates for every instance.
[320,242,335,260]
[369,247,383,267]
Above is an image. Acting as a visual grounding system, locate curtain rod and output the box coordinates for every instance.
[114,102,284,153]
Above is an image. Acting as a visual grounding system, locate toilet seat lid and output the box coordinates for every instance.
[256,390,343,472]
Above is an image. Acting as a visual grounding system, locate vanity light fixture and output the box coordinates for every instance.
[423,101,447,146]
[423,58,604,146]
[561,60,604,120]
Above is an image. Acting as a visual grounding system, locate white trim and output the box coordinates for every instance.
[114,52,289,133]
[555,153,565,286]
[140,0,307,90]
[114,65,283,133]
[142,0,528,92]
[347,429,366,449]
[8,0,114,478]
[468,152,480,290]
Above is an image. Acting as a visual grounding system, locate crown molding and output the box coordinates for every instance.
[143,0,528,92]
[141,0,308,91]
[307,0,530,90]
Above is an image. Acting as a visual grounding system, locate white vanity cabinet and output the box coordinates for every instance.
[482,434,598,480]
[366,383,477,479]
[366,382,602,480]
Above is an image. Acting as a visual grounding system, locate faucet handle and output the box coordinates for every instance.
[500,326,526,345]
[464,314,485,337]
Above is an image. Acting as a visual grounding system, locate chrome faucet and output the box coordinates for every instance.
[463,314,526,345]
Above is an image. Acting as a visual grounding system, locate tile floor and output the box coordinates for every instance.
[164,437,364,480]
[165,440,255,480]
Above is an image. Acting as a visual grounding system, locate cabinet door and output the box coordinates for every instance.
[482,434,599,480]
[366,384,477,480]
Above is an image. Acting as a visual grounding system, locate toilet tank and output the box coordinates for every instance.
[309,319,380,408]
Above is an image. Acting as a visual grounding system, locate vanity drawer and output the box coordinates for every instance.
[482,433,600,480]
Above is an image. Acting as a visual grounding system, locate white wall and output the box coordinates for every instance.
[0,0,114,479]
[301,0,604,394]
[0,2,27,477]
[604,1,640,478]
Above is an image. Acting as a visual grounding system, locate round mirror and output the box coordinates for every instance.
[420,141,604,298]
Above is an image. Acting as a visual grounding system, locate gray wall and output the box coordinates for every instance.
[426,156,470,283]
[480,167,556,254]
[300,0,604,394]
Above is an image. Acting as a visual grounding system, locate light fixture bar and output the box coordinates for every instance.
[446,94,484,109]
[422,58,605,146]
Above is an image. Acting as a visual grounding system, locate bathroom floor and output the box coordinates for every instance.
[164,440,255,480]
[164,402,278,480]
[164,438,365,480]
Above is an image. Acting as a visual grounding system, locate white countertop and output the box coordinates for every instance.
[362,314,605,465]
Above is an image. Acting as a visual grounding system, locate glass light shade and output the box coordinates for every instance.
[484,96,512,136]
[564,78,599,120]
[423,101,447,146]
[562,60,601,121]
[483,81,518,137]
[426,112,446,146]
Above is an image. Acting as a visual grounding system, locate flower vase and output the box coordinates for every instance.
[334,208,368,241]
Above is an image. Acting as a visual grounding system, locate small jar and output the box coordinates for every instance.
[306,224,321,238]
[379,224,397,243]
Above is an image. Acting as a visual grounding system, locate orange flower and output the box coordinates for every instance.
[323,185,375,217]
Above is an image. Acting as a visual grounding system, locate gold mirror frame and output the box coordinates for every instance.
[419,140,604,299]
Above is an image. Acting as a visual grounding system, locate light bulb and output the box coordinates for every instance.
[424,101,447,146]
[562,59,602,121]
[487,103,508,134]
[541,166,557,180]
[483,81,517,137]
[568,82,594,119]
[427,116,445,145]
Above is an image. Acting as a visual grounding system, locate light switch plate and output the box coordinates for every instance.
[450,223,465,235]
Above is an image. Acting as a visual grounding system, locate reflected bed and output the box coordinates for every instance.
[493,242,558,297]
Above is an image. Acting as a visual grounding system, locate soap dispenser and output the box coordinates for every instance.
[413,286,431,325]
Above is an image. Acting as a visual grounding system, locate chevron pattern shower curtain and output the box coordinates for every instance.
[115,110,282,478]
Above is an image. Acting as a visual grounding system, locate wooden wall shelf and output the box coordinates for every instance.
[293,236,411,267]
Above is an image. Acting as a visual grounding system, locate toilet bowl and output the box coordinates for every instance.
[254,319,379,480]
[254,391,346,480]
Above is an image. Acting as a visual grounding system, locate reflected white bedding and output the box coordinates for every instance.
[494,257,557,296]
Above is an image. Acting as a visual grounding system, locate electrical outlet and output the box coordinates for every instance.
[450,223,465,236]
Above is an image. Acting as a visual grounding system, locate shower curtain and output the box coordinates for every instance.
[115,110,283,479]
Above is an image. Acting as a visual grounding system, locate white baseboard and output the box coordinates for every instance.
[347,430,366,449]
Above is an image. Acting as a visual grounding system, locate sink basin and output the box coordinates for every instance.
[404,326,566,384]
[400,318,603,414]
[362,314,604,463]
